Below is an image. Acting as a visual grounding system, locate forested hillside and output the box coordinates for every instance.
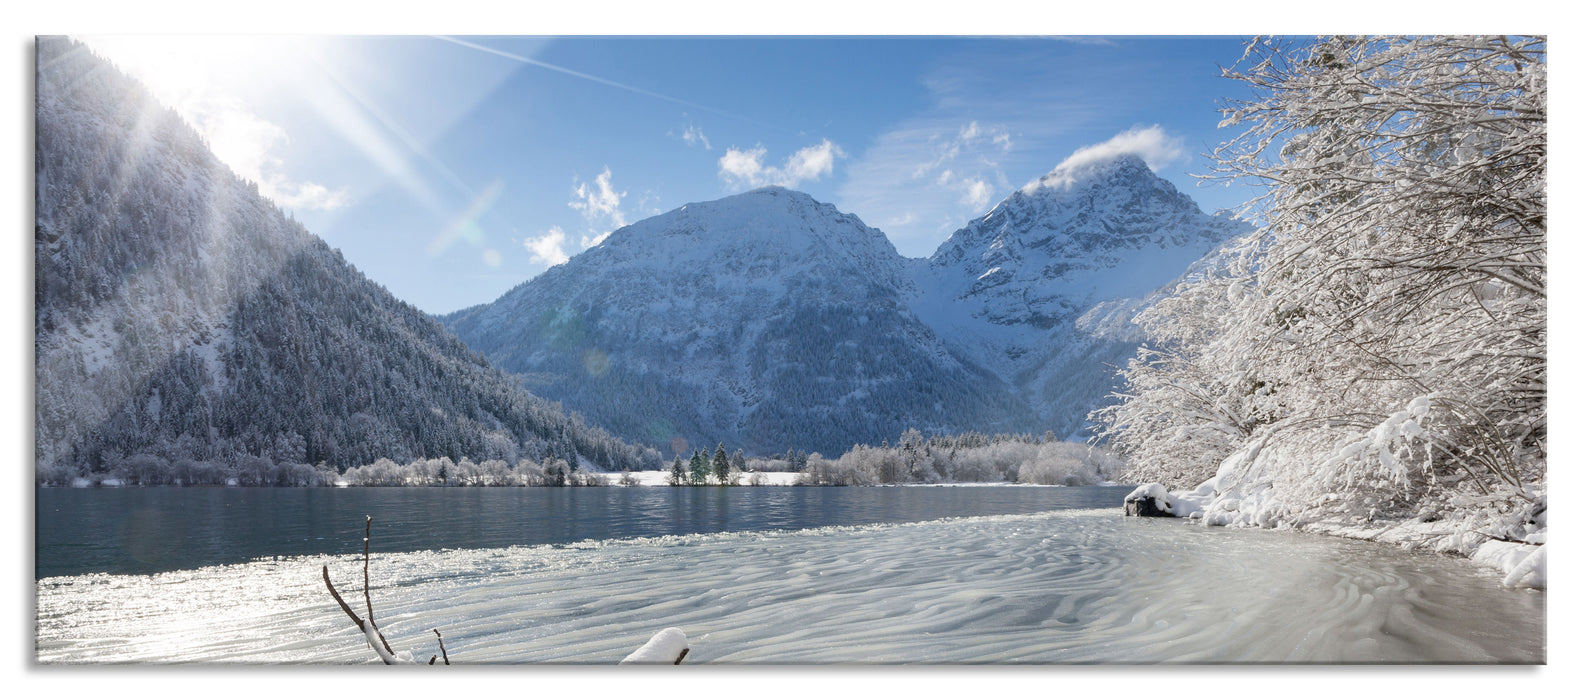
[34,37,662,484]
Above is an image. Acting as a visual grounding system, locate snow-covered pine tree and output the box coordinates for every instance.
[712,443,730,484]
[688,449,708,485]
[669,456,686,486]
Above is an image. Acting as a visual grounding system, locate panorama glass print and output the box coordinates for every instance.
[34,34,1545,664]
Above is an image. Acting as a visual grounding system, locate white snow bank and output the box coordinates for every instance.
[1127,438,1546,589]
[619,627,689,664]
[1472,541,1546,589]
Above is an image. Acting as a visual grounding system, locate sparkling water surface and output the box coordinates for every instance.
[34,486,1544,664]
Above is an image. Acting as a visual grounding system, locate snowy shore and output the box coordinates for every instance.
[1125,478,1547,590]
[36,507,1543,663]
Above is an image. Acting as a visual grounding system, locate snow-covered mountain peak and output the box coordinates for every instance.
[443,187,1021,455]
[928,152,1242,300]
[1021,152,1156,195]
[587,185,907,293]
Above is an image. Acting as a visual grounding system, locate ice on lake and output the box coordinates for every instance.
[35,509,1543,664]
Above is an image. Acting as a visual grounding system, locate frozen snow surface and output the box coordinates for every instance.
[36,509,1543,664]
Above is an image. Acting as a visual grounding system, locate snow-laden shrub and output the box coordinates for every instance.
[1018,443,1123,485]
[115,454,170,485]
[35,459,80,486]
[790,438,1119,486]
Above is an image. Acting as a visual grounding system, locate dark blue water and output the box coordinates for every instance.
[34,485,1132,579]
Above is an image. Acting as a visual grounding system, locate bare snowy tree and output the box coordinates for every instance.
[1097,36,1545,525]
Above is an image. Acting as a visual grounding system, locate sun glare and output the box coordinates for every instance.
[74,35,353,212]
[78,35,308,104]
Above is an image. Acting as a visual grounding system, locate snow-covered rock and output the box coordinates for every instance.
[619,627,689,664]
[1123,483,1174,516]
[1124,446,1548,590]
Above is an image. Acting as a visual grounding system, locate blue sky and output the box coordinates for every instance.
[80,35,1261,314]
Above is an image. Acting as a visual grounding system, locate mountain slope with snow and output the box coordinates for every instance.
[443,187,1034,456]
[915,154,1250,436]
[33,37,659,479]
[446,157,1245,455]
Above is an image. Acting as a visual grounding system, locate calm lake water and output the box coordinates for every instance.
[35,484,1130,578]
[34,485,1545,664]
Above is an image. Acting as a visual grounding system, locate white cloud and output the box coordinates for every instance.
[636,192,665,218]
[914,121,1011,179]
[719,146,768,184]
[273,179,350,211]
[839,117,1028,256]
[681,124,712,150]
[1038,125,1186,190]
[718,139,846,190]
[898,121,1014,215]
[524,226,570,267]
[784,140,842,182]
[961,178,993,209]
[569,167,628,248]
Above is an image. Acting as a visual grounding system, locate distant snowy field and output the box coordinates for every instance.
[36,509,1542,664]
